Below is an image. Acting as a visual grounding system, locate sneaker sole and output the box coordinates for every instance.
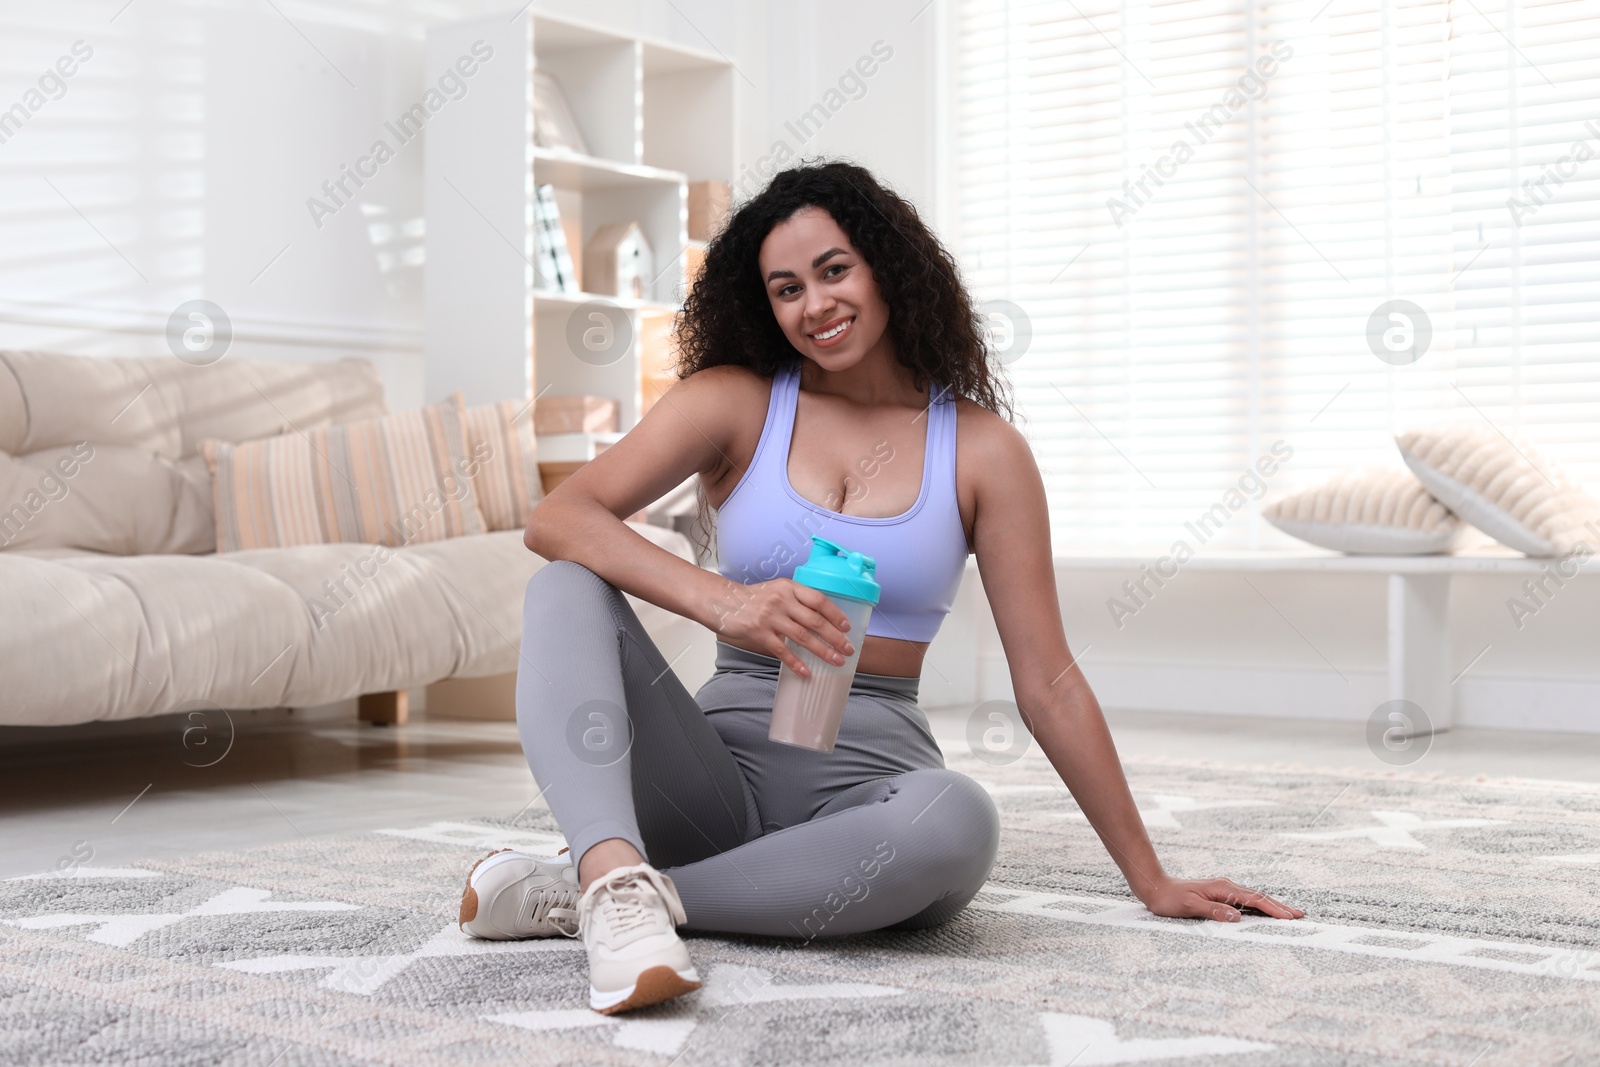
[458,849,514,932]
[590,965,702,1015]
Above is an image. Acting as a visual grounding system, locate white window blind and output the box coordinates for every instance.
[1449,0,1600,474]
[955,0,1600,552]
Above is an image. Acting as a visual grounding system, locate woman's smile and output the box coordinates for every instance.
[808,314,855,347]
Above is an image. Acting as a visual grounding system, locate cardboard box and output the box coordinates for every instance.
[535,395,619,435]
[537,460,584,496]
[426,673,515,720]
[538,443,644,523]
[638,313,680,420]
[687,180,730,241]
[685,241,707,296]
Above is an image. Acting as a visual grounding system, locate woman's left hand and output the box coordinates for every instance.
[1138,876,1305,922]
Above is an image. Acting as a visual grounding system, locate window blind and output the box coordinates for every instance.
[955,0,1600,552]
[1448,0,1600,483]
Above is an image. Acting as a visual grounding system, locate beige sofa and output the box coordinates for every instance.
[0,350,706,728]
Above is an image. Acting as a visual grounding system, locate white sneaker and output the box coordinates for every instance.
[458,848,581,940]
[575,862,701,1014]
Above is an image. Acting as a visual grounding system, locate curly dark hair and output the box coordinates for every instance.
[671,157,1016,565]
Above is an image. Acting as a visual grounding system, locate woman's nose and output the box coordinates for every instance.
[805,296,837,322]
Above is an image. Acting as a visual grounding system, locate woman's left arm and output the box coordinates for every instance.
[967,413,1304,922]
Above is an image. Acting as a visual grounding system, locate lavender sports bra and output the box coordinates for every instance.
[713,359,969,643]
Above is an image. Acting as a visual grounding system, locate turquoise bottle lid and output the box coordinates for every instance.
[791,535,880,605]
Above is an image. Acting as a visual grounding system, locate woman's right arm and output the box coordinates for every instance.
[523,366,853,676]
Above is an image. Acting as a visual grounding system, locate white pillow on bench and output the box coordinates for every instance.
[1397,423,1600,557]
[1263,468,1463,555]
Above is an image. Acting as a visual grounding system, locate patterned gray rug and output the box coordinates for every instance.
[4,751,1598,1066]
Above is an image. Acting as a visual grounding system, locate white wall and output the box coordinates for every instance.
[0,0,776,410]
[955,563,1600,736]
[0,0,934,402]
[755,0,938,216]
[0,1,431,406]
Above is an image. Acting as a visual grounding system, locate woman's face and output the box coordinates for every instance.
[758,205,888,371]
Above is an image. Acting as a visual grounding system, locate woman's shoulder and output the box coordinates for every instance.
[662,364,781,443]
[670,364,784,507]
[950,394,1031,462]
[681,361,781,390]
[675,362,784,409]
[948,393,1008,432]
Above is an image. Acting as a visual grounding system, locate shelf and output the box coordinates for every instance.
[532,287,678,315]
[536,431,626,463]
[533,148,686,192]
[533,11,632,51]
[641,38,731,77]
[1043,549,1598,576]
[424,10,732,425]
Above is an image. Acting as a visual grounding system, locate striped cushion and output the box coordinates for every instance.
[1263,469,1463,555]
[462,399,544,532]
[1398,423,1600,556]
[202,393,487,552]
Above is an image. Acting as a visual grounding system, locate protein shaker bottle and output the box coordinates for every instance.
[768,535,881,753]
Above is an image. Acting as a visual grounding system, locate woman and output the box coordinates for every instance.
[457,160,1305,1016]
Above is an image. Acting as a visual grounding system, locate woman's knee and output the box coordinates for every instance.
[893,769,1000,893]
[526,558,603,599]
[523,560,624,626]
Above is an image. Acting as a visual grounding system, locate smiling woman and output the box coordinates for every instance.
[671,165,1010,679]
[482,158,1304,1020]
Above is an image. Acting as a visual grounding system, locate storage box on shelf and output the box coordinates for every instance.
[688,180,730,241]
[685,239,709,293]
[638,311,679,420]
[534,394,620,435]
[535,430,623,492]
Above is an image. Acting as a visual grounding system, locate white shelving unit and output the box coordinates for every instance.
[423,10,734,482]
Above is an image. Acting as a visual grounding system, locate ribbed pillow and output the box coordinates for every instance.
[462,399,544,532]
[1397,424,1600,557]
[1263,469,1463,555]
[202,393,487,552]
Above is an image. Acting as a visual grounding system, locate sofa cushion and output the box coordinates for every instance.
[208,540,477,705]
[0,550,314,725]
[203,392,487,552]
[0,351,388,556]
[0,522,700,726]
[0,446,215,555]
[463,399,544,532]
[0,356,24,455]
[0,350,386,459]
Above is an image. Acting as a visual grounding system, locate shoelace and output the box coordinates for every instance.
[529,888,581,936]
[571,865,686,941]
[540,847,581,938]
[596,881,658,937]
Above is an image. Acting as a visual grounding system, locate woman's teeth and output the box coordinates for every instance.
[813,318,851,340]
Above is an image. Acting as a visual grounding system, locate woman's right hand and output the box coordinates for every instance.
[709,577,855,677]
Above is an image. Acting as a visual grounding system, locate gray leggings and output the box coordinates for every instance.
[514,560,1001,939]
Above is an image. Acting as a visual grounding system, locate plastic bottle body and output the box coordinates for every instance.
[768,594,875,752]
